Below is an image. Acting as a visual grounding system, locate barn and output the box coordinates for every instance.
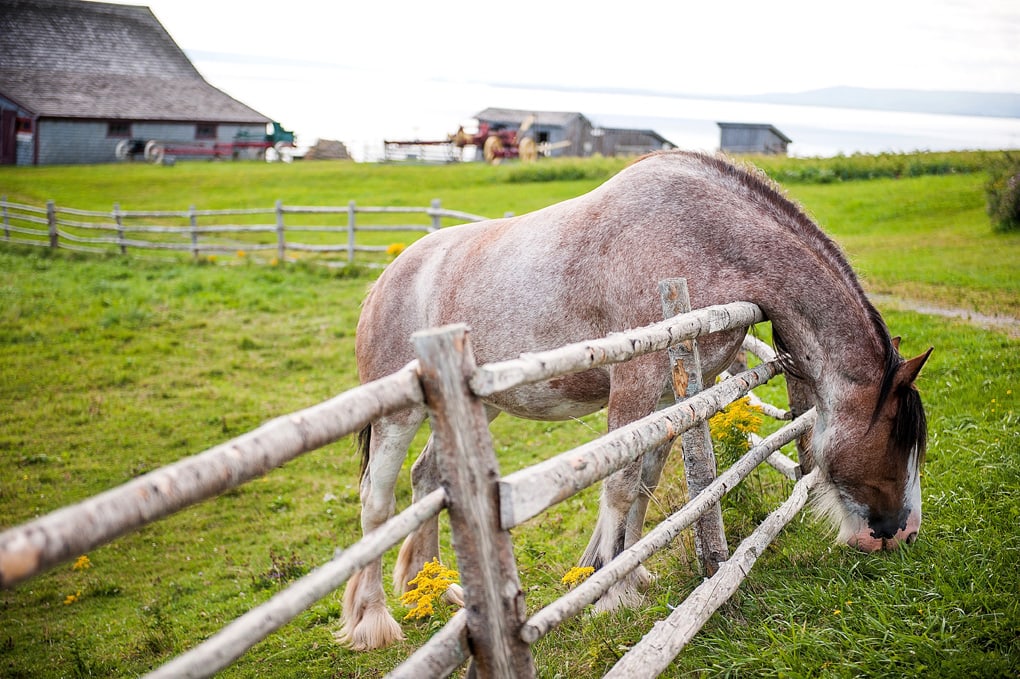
[474,108,674,159]
[0,0,276,166]
[717,122,792,155]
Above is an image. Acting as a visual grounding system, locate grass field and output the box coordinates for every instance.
[1,154,1018,678]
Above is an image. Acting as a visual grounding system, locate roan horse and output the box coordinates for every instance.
[341,150,932,650]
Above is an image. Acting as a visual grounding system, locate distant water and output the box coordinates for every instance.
[348,85,1020,162]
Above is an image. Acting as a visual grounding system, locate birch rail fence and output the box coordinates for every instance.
[0,278,816,678]
[0,196,490,266]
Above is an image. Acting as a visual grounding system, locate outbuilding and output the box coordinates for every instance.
[0,0,275,165]
[717,123,792,155]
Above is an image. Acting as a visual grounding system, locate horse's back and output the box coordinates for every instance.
[355,151,769,385]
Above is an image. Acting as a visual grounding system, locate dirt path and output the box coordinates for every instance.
[870,294,1020,338]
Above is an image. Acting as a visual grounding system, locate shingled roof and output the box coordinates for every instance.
[0,0,270,124]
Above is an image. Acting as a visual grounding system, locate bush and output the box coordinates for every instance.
[985,152,1020,232]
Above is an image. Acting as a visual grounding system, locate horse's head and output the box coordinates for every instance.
[811,346,933,552]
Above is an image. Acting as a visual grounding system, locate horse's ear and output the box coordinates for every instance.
[897,347,933,386]
[891,336,901,351]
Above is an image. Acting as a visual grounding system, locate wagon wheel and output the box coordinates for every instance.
[144,140,165,165]
[518,137,538,163]
[114,139,131,161]
[482,135,503,164]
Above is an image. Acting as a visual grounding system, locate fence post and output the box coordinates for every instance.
[429,198,442,232]
[412,324,536,679]
[189,205,199,260]
[1,195,8,241]
[347,200,356,265]
[275,199,286,263]
[659,278,728,576]
[113,202,126,255]
[46,200,57,249]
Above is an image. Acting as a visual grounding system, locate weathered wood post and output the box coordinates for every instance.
[113,202,126,255]
[412,324,536,679]
[429,198,442,232]
[659,278,728,575]
[188,205,199,260]
[46,200,57,249]
[347,200,356,265]
[2,195,9,241]
[275,199,286,263]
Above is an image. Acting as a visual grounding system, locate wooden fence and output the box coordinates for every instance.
[0,279,815,678]
[0,196,490,265]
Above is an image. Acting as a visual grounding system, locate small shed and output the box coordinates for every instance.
[717,123,792,155]
[474,108,674,159]
[0,0,274,165]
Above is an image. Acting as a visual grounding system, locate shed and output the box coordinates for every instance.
[717,123,792,155]
[474,108,674,159]
[0,0,273,165]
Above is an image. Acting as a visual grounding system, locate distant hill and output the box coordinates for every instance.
[725,87,1020,119]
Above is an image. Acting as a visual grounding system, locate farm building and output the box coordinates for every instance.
[717,123,792,155]
[474,108,674,159]
[0,0,281,166]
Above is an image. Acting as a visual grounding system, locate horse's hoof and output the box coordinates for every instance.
[444,583,465,607]
[593,580,644,613]
[335,607,404,651]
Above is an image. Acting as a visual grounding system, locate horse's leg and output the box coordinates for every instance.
[621,440,672,589]
[337,407,424,651]
[393,407,500,607]
[580,354,666,611]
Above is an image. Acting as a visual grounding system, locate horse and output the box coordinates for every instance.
[340,150,932,651]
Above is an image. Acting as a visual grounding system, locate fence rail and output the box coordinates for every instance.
[0,280,811,678]
[0,196,491,265]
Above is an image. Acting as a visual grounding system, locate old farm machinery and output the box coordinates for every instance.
[385,114,570,164]
[116,122,295,164]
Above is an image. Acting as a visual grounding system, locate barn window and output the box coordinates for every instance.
[15,117,32,134]
[107,121,131,138]
[196,123,217,140]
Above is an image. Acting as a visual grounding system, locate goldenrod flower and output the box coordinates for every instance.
[400,558,459,620]
[561,566,595,587]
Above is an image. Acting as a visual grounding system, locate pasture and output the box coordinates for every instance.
[1,155,1017,677]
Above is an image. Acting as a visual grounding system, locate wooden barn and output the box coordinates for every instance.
[474,108,674,159]
[717,123,792,155]
[0,0,276,166]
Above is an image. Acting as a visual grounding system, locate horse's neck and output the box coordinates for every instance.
[760,283,886,409]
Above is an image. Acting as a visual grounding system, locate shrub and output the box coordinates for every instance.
[985,152,1020,232]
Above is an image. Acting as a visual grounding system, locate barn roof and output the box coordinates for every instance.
[717,122,792,143]
[475,108,590,127]
[0,0,270,124]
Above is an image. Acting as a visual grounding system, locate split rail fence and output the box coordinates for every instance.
[0,278,816,678]
[0,196,491,266]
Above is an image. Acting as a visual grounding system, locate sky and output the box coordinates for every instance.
[107,0,1020,157]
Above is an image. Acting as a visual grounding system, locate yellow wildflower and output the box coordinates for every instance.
[400,558,459,620]
[63,590,81,605]
[561,566,595,587]
[237,250,246,258]
[72,555,91,571]
[708,397,763,465]
[386,242,406,258]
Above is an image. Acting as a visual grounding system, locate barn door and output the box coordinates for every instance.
[0,110,15,165]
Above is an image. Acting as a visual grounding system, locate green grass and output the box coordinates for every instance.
[1,154,1018,677]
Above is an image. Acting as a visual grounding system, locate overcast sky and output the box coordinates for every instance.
[106,0,1020,153]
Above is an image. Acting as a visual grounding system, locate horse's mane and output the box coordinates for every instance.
[635,151,926,462]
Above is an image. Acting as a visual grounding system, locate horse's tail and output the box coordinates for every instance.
[357,425,371,481]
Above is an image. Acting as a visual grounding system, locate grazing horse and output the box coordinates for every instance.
[341,150,931,651]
